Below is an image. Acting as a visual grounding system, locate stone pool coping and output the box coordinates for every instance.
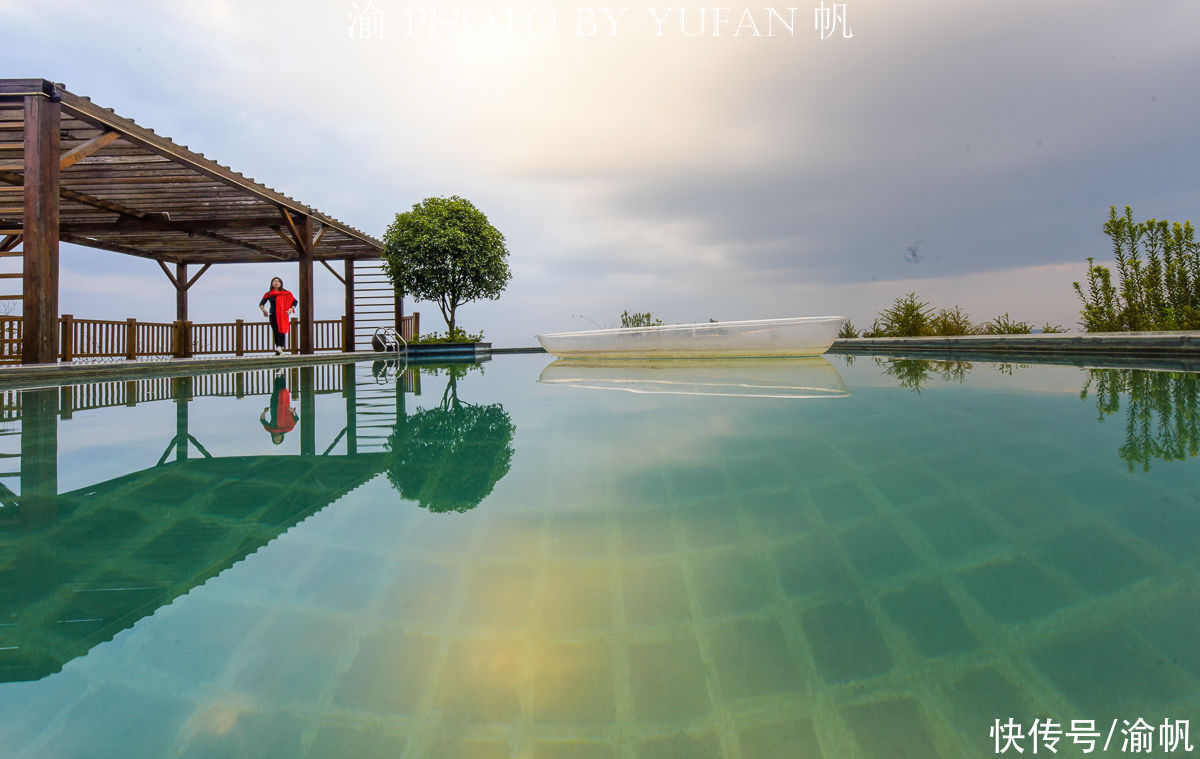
[831,332,1200,371]
[0,342,492,388]
[4,333,1200,388]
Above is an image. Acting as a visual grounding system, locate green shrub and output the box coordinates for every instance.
[874,292,934,337]
[837,320,860,339]
[413,328,484,344]
[1073,205,1200,331]
[981,313,1034,334]
[930,305,978,336]
[620,310,664,328]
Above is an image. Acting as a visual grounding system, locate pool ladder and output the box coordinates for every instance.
[372,327,407,357]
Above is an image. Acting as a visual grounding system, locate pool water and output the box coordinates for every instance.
[0,354,1198,758]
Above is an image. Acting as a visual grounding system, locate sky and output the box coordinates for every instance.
[3,0,1199,345]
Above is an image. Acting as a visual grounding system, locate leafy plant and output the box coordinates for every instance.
[874,292,934,337]
[620,310,664,328]
[981,313,1033,334]
[837,320,860,339]
[930,305,978,336]
[413,328,484,344]
[382,195,512,336]
[1040,323,1067,334]
[1073,205,1200,331]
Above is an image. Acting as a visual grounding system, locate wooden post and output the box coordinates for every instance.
[395,284,403,333]
[176,262,188,324]
[235,319,244,355]
[183,320,193,358]
[60,314,73,362]
[343,259,355,352]
[172,320,183,358]
[22,90,60,364]
[413,311,420,340]
[125,318,137,360]
[298,215,315,354]
[290,318,299,354]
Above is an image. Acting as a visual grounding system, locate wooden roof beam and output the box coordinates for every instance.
[196,229,292,261]
[59,216,285,234]
[59,130,121,170]
[60,231,163,261]
[0,168,147,218]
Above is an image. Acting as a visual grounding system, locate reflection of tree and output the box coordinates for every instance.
[1081,369,1200,472]
[386,364,515,513]
[874,358,973,392]
[994,362,1030,376]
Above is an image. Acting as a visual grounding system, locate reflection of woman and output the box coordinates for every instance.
[261,370,299,445]
[259,277,297,356]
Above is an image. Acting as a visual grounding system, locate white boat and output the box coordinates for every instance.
[536,316,845,359]
[538,357,850,399]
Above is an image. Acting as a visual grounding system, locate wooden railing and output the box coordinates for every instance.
[400,312,419,343]
[0,365,348,421]
[0,314,419,363]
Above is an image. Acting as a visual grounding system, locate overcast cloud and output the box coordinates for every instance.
[3,0,1199,343]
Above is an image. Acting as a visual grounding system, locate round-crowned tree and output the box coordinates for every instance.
[382,195,511,338]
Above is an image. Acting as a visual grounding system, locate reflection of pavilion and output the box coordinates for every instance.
[0,362,424,682]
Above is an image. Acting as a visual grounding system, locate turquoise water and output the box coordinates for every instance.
[0,354,1198,758]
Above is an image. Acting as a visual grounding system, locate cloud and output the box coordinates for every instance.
[8,0,1200,347]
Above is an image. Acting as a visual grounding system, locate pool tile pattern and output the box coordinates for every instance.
[3,360,1200,759]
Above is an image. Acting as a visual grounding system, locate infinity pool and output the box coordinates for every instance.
[1,353,1197,758]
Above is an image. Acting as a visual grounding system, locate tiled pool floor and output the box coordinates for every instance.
[1,356,1198,758]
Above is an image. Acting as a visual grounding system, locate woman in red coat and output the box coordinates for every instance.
[259,277,298,355]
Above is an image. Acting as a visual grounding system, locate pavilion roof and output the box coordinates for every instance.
[0,79,382,264]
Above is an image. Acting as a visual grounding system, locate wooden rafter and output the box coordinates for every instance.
[278,207,302,247]
[61,232,163,261]
[270,225,302,254]
[196,230,290,260]
[0,169,146,218]
[59,216,284,234]
[59,130,121,170]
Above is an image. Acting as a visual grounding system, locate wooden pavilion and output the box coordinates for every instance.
[0,78,397,364]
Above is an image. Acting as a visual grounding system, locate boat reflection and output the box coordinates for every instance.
[538,357,851,399]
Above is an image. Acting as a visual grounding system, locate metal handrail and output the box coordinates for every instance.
[373,327,407,358]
